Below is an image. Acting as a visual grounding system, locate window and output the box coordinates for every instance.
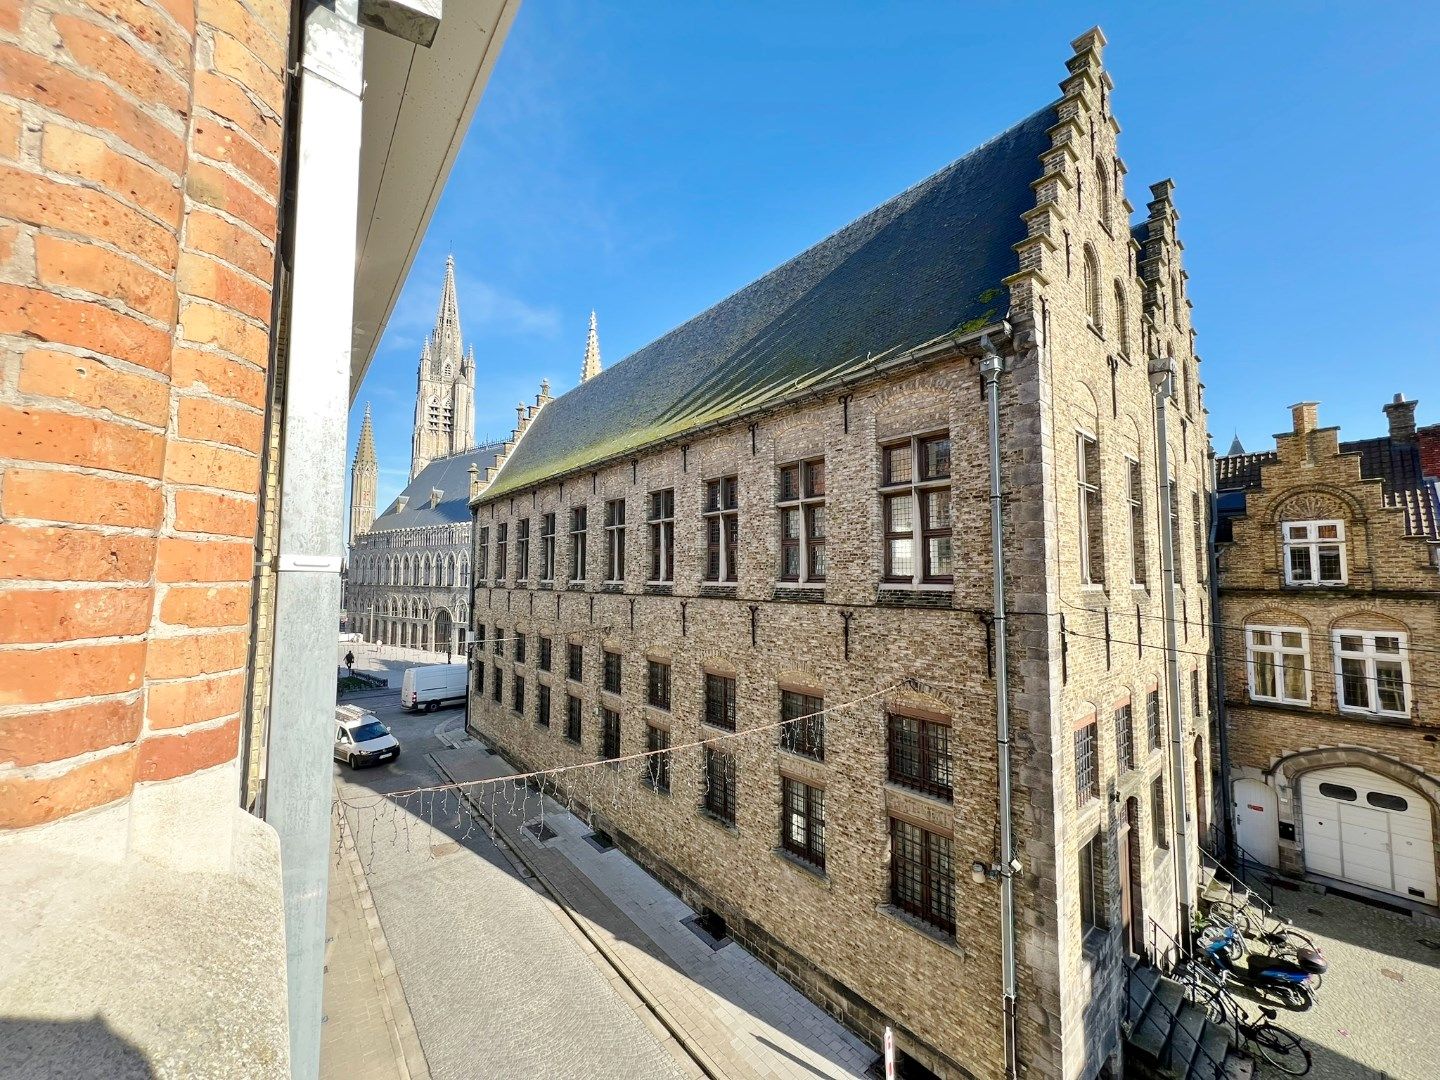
[1367,791,1408,812]
[1168,480,1182,584]
[1083,244,1101,330]
[565,694,582,743]
[540,513,556,582]
[512,673,525,714]
[603,649,621,694]
[539,636,552,672]
[1115,283,1130,355]
[890,819,954,935]
[703,672,736,731]
[647,489,675,583]
[472,660,484,693]
[1190,669,1202,719]
[514,632,526,663]
[1318,782,1356,802]
[1078,834,1104,933]
[645,725,670,792]
[1192,492,1206,583]
[887,712,952,800]
[647,660,671,710]
[1095,157,1111,228]
[777,459,826,583]
[1146,690,1161,751]
[881,433,953,584]
[703,476,739,583]
[569,507,588,582]
[1127,458,1146,585]
[1078,432,1104,585]
[1334,631,1410,717]
[494,523,508,585]
[1246,626,1309,706]
[567,642,583,682]
[1115,703,1134,770]
[491,664,503,703]
[1282,520,1347,586]
[779,689,824,761]
[515,518,530,582]
[702,747,737,824]
[604,499,626,582]
[537,684,551,727]
[781,778,825,869]
[1075,721,1099,807]
[1151,778,1168,849]
[600,708,620,760]
[477,526,490,583]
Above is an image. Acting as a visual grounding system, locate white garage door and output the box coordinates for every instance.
[1301,767,1436,904]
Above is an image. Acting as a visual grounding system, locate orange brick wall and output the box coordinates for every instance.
[0,0,290,829]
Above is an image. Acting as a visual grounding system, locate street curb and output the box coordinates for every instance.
[335,790,432,1080]
[429,752,721,1080]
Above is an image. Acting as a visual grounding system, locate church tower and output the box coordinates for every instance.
[410,255,476,478]
[349,402,378,542]
[580,310,602,383]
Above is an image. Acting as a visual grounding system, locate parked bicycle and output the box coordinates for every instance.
[1196,924,1319,1010]
[1190,972,1312,1076]
[1200,905,1329,987]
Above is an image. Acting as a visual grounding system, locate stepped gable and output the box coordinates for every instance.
[481,104,1058,500]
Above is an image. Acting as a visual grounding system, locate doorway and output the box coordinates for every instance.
[1120,797,1144,955]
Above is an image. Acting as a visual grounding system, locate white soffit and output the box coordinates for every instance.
[350,0,520,399]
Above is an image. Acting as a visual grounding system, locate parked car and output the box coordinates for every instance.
[400,663,466,712]
[334,706,400,768]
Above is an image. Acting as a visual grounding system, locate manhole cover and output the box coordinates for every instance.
[430,841,459,857]
[524,822,556,843]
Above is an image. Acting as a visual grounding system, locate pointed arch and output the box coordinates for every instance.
[1095,156,1111,229]
[1083,244,1102,331]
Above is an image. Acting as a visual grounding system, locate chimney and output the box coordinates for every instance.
[1290,401,1319,434]
[1383,393,1417,442]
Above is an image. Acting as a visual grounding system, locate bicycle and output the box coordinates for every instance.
[1205,983,1311,1076]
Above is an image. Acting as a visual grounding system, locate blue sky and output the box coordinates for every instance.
[350,1,1440,511]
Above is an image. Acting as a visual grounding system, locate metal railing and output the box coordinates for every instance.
[1124,953,1231,1080]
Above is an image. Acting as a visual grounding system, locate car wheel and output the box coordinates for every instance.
[426,701,439,713]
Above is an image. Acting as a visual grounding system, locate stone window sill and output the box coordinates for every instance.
[698,808,739,834]
[772,847,829,886]
[876,904,965,957]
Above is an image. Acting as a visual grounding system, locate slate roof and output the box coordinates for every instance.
[1215,451,1278,492]
[368,444,504,533]
[482,104,1058,501]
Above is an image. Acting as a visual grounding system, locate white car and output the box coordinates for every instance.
[334,708,400,768]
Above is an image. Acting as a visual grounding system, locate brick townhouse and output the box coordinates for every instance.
[0,1,516,1074]
[468,29,1213,1079]
[1216,397,1440,910]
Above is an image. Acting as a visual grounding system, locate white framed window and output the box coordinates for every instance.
[1077,431,1104,586]
[604,498,626,583]
[880,433,952,585]
[1246,625,1310,706]
[1282,520,1346,586]
[1333,630,1410,718]
[703,476,739,583]
[777,459,826,584]
[1126,456,1146,585]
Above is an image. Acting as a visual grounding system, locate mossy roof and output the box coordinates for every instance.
[482,103,1057,502]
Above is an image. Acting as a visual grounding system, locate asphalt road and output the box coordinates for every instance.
[330,692,687,1080]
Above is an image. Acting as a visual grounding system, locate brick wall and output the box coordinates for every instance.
[0,0,289,835]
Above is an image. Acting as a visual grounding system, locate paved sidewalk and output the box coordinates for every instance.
[433,738,875,1080]
[338,642,456,689]
[322,812,429,1080]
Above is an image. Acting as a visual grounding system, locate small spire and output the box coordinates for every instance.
[1227,432,1244,457]
[580,310,602,383]
[356,402,376,463]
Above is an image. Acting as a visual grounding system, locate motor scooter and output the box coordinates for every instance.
[1197,925,1318,1010]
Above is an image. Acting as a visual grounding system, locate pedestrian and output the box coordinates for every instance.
[345,650,355,676]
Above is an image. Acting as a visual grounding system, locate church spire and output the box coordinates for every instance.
[1227,432,1245,456]
[349,403,378,542]
[411,256,473,479]
[581,310,602,383]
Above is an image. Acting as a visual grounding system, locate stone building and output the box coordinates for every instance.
[1216,397,1440,910]
[467,29,1212,1080]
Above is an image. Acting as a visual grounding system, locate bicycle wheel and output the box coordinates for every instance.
[1253,1024,1311,1076]
[1270,982,1314,1011]
[1187,980,1233,1024]
[1206,900,1256,935]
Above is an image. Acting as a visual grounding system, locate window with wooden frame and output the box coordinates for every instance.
[1190,669,1202,720]
[703,672,736,731]
[702,747,736,824]
[514,633,526,663]
[1168,479,1183,584]
[515,518,530,582]
[777,459,826,583]
[1077,431,1104,585]
[476,526,490,583]
[538,636,552,672]
[604,498,626,582]
[1078,833,1104,933]
[565,694,582,743]
[647,659,671,710]
[1127,457,1146,585]
[889,818,954,935]
[491,624,502,655]
[1282,520,1346,586]
[647,488,675,583]
[1075,720,1099,807]
[703,476,739,583]
[880,433,953,585]
[494,522,508,585]
[1151,777,1168,849]
[537,683,551,727]
[1192,492,1206,583]
[780,777,825,869]
[644,725,670,792]
[779,689,823,761]
[1146,690,1162,751]
[1246,626,1309,706]
[567,642,583,682]
[887,711,952,801]
[603,649,621,694]
[539,512,556,582]
[491,664,503,703]
[1115,702,1134,770]
[600,708,620,760]
[511,673,525,714]
[1334,630,1410,717]
[569,506,588,583]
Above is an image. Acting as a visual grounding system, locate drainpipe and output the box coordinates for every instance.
[981,337,1020,1079]
[1206,448,1236,859]
[1149,356,1194,946]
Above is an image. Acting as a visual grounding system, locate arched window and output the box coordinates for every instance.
[1114,282,1129,356]
[1172,273,1183,327]
[422,558,432,587]
[1083,245,1102,331]
[459,558,469,586]
[446,555,456,587]
[1095,157,1111,228]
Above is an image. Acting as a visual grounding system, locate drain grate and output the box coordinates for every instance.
[584,830,615,853]
[523,822,556,843]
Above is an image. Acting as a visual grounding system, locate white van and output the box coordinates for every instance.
[400,663,467,712]
[334,705,400,768]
